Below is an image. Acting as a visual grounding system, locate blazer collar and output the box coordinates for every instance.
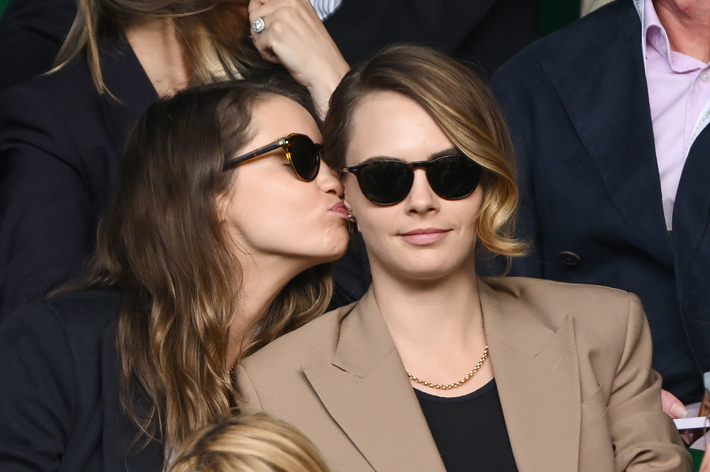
[542,0,673,266]
[305,280,582,472]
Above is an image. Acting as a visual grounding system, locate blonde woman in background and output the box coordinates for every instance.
[0,0,348,321]
[168,413,331,472]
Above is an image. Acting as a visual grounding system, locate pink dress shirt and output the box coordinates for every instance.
[642,0,710,229]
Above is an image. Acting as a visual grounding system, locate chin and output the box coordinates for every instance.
[315,241,350,264]
[392,264,454,281]
[396,255,477,281]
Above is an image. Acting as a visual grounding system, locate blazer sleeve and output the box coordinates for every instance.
[608,294,690,471]
[0,86,92,321]
[0,304,76,471]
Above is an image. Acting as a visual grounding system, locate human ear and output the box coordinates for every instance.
[215,192,232,223]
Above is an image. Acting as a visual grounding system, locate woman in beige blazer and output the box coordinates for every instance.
[236,45,690,472]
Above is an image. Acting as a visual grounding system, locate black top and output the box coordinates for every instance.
[415,379,518,472]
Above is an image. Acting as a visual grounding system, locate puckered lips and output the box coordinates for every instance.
[330,202,350,219]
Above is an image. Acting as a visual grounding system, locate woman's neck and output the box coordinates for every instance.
[225,254,309,370]
[370,261,492,397]
[371,265,484,347]
[124,18,190,97]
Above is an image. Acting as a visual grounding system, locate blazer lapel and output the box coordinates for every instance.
[479,279,581,472]
[98,37,159,190]
[542,1,673,267]
[303,290,446,472]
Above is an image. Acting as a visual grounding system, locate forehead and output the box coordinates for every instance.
[346,92,453,165]
[248,95,321,145]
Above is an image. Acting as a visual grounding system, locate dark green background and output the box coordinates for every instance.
[539,0,580,35]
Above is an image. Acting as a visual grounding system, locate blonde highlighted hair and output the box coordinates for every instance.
[322,45,527,264]
[54,0,260,94]
[168,413,331,472]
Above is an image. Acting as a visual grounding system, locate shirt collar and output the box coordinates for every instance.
[643,0,672,59]
[638,0,707,72]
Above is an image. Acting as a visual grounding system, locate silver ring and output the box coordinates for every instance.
[252,17,265,34]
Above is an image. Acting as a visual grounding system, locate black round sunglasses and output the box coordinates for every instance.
[341,152,483,206]
[223,133,321,181]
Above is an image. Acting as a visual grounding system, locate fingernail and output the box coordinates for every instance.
[671,403,688,419]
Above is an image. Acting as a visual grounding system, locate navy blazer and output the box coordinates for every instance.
[0,290,164,472]
[488,0,710,403]
[0,38,158,322]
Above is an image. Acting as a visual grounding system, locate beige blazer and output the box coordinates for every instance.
[237,277,690,472]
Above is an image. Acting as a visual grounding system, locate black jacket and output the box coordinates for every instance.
[0,0,76,91]
[324,0,539,79]
[0,290,164,472]
[488,0,709,403]
[0,38,158,322]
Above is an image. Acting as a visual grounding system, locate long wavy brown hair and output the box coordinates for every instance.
[54,0,262,94]
[67,77,332,455]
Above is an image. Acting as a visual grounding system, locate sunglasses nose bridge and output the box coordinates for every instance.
[405,166,438,206]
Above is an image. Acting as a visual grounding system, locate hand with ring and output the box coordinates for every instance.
[248,0,350,117]
[252,17,266,33]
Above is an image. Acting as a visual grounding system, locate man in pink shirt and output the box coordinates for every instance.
[487,0,710,427]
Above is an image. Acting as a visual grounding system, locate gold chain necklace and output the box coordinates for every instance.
[407,345,489,390]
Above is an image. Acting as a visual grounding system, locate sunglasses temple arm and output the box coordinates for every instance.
[223,141,284,170]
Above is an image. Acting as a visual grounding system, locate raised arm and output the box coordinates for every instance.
[247,0,349,117]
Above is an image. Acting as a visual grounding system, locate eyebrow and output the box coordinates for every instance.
[355,147,460,166]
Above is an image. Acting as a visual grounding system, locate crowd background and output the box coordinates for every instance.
[0,0,706,470]
[0,0,600,96]
[0,0,593,30]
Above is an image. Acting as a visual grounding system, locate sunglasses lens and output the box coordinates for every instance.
[357,162,413,205]
[427,154,482,200]
[287,134,320,181]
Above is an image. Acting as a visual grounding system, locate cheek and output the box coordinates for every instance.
[229,181,302,235]
[343,180,370,218]
[347,204,394,258]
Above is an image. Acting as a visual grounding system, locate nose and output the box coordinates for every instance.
[316,162,344,197]
[404,169,438,214]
